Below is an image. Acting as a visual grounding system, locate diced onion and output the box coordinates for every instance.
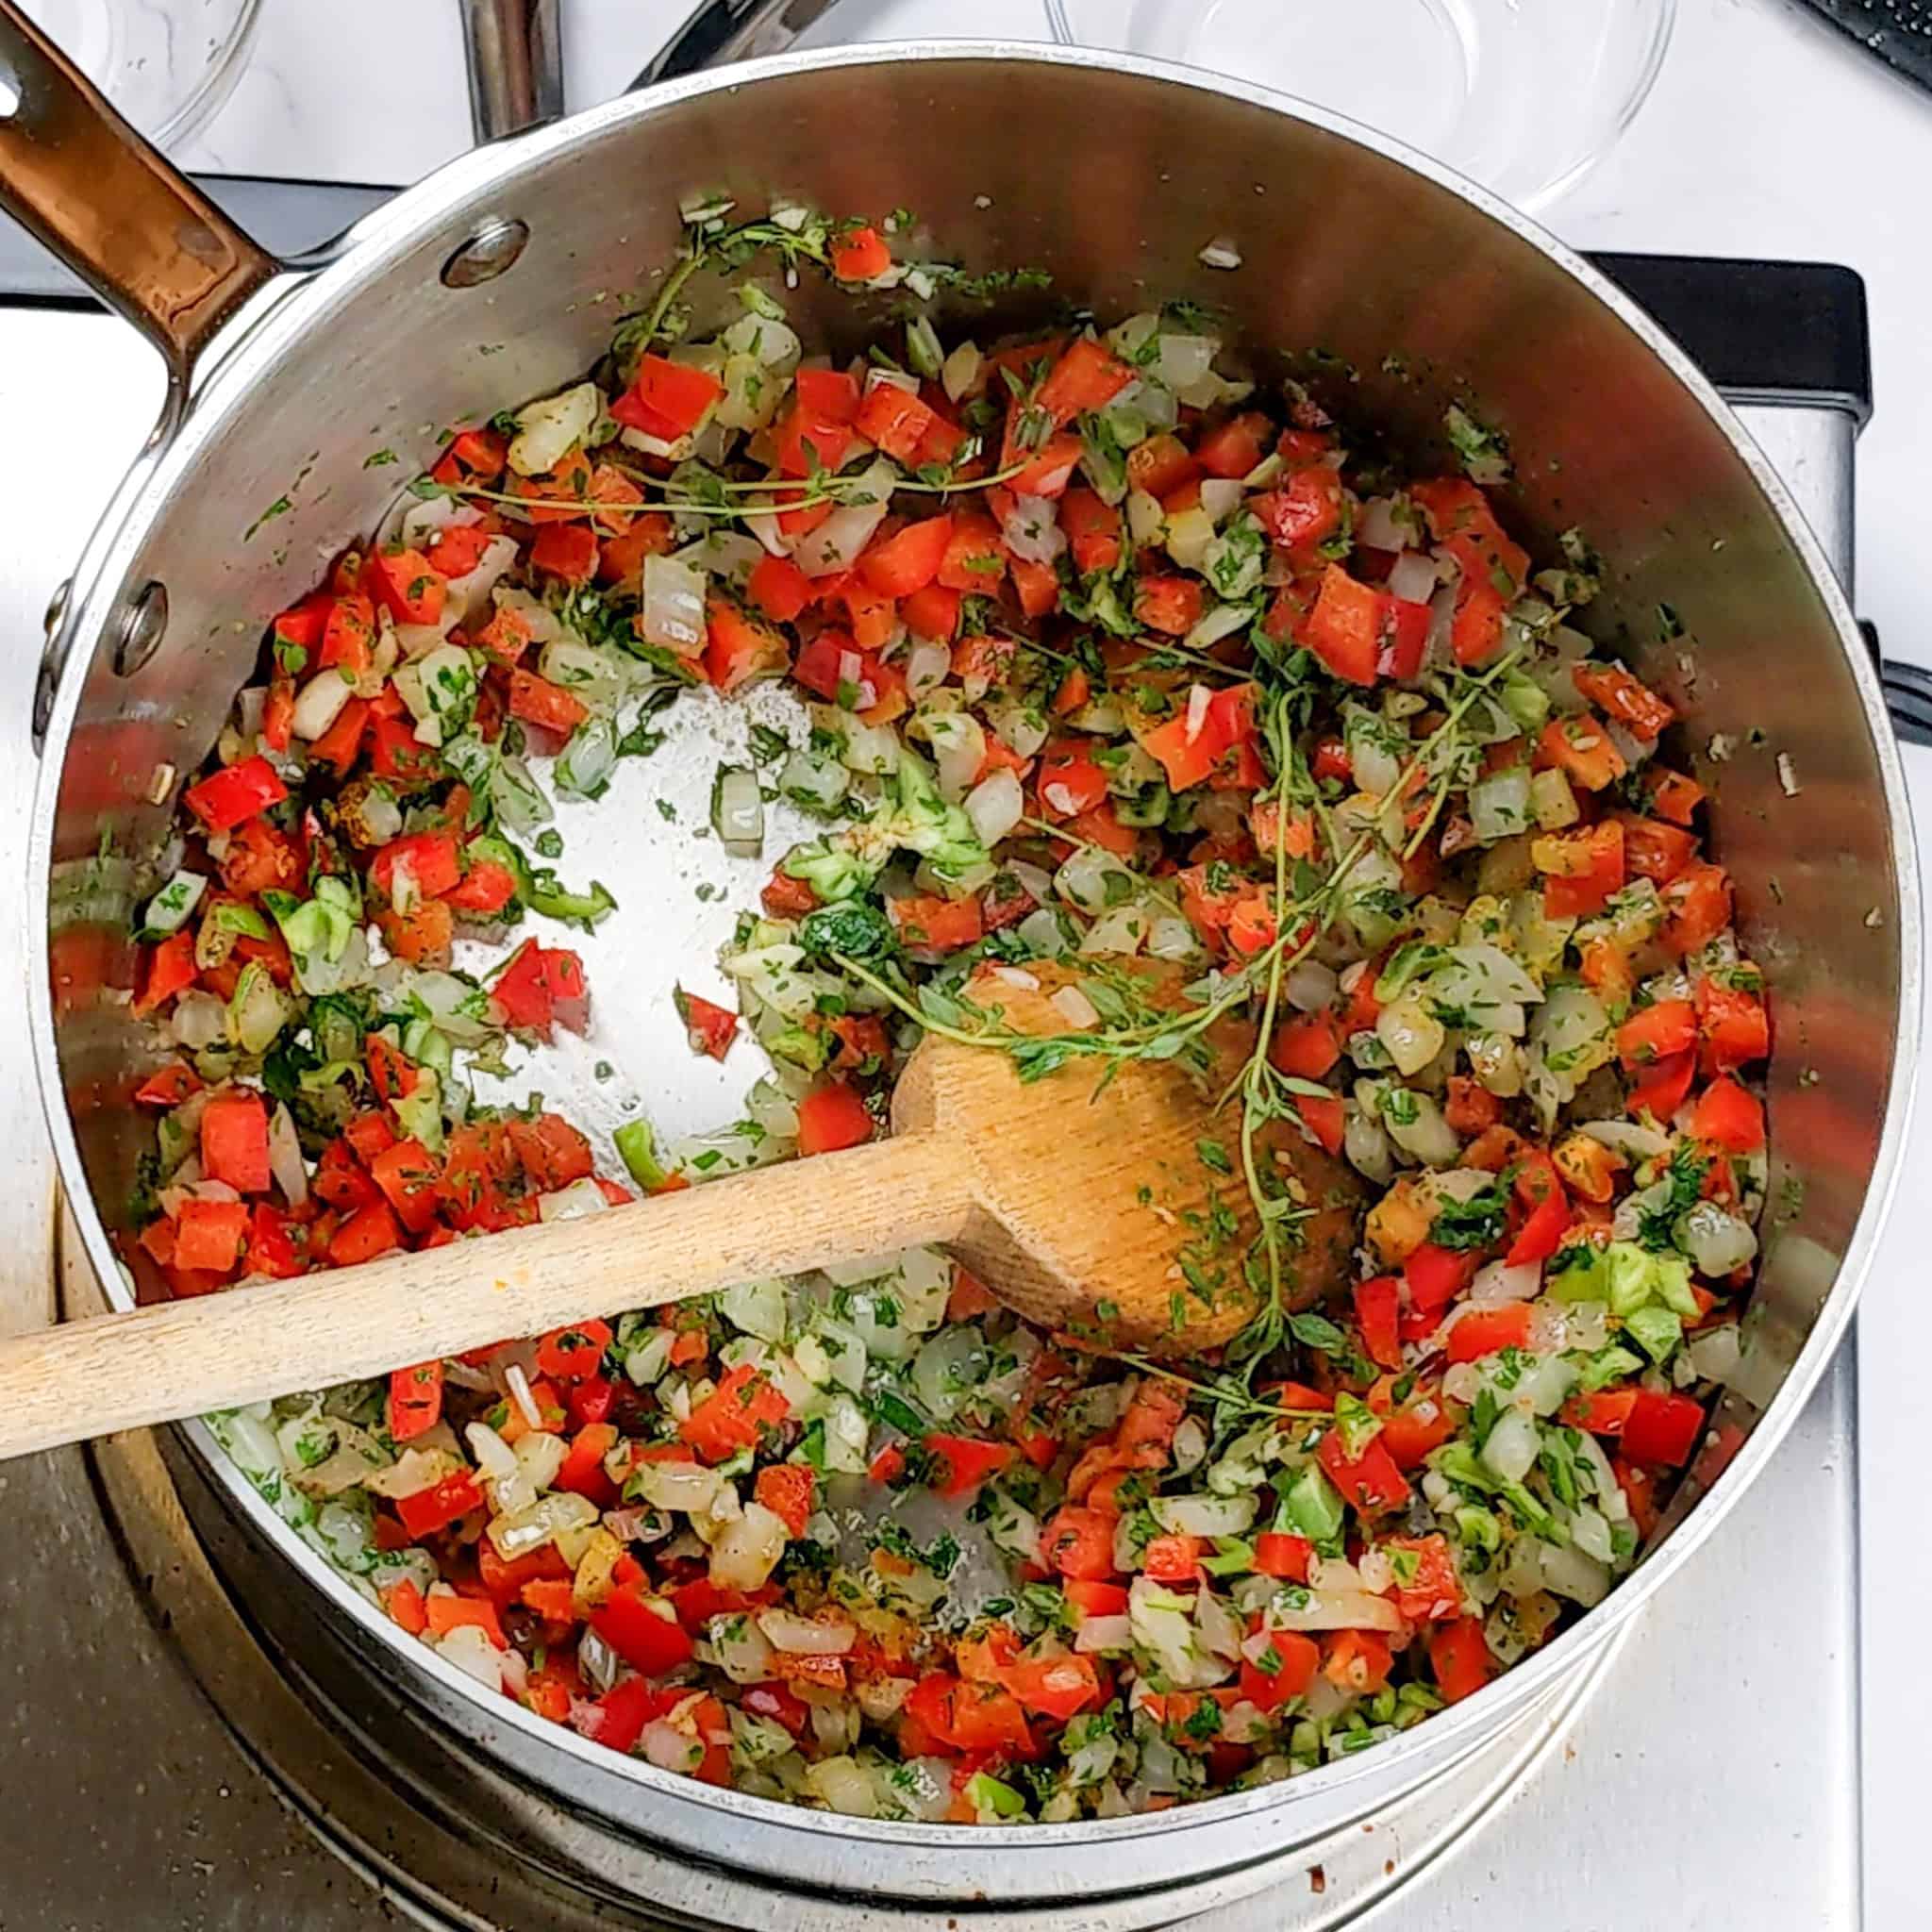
[1074,1614,1133,1654]
[1050,985,1101,1030]
[710,1500,791,1591]
[1482,1407,1541,1483]
[1678,1201,1758,1275]
[291,671,356,742]
[758,1607,857,1655]
[998,492,1066,566]
[1152,1493,1257,1539]
[1471,1258,1541,1303]
[538,1176,609,1223]
[1262,1588,1404,1634]
[806,1756,879,1817]
[639,554,708,655]
[508,381,603,478]
[711,764,766,850]
[267,1102,308,1208]
[964,767,1024,845]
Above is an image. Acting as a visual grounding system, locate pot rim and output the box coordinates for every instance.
[27,36,1922,1867]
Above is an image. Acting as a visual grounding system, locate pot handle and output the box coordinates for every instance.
[642,0,841,84]
[458,0,564,141]
[0,1,278,386]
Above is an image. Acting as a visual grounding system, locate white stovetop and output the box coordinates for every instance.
[172,3,1930,1924]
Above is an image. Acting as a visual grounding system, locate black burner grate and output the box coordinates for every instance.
[1795,0,1932,93]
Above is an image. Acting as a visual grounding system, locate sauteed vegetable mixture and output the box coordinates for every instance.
[125,207,1768,1822]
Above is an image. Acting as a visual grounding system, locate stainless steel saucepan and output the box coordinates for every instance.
[2,0,1917,1915]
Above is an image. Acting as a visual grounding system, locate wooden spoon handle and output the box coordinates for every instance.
[0,1130,971,1461]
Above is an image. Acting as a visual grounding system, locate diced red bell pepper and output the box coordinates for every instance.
[1036,738,1111,817]
[936,513,1007,591]
[675,987,738,1060]
[1036,336,1135,425]
[1316,1429,1410,1514]
[773,368,863,477]
[444,858,518,916]
[1354,1274,1404,1371]
[491,938,555,1033]
[1621,1389,1706,1468]
[1629,1049,1696,1124]
[854,380,940,461]
[1239,1629,1321,1711]
[534,1318,614,1382]
[1303,565,1382,686]
[507,1111,594,1191]
[1444,1303,1534,1363]
[1140,683,1257,792]
[364,548,448,626]
[1141,1533,1201,1583]
[1133,575,1205,637]
[829,224,891,280]
[1428,1615,1492,1704]
[183,756,288,835]
[394,1469,485,1539]
[174,1197,248,1274]
[1535,714,1627,794]
[680,1362,790,1463]
[611,354,724,441]
[1645,766,1706,826]
[1616,997,1699,1071]
[703,594,791,694]
[389,1361,445,1441]
[134,1060,202,1108]
[591,1580,697,1674]
[369,1139,441,1235]
[1573,662,1674,740]
[1659,862,1733,958]
[902,582,961,641]
[329,1200,403,1267]
[201,1089,272,1193]
[371,829,462,904]
[1616,813,1699,885]
[507,667,590,736]
[1253,1531,1314,1581]
[529,522,599,584]
[1059,488,1124,576]
[1540,820,1626,919]
[1383,1532,1463,1621]
[924,1434,1016,1500]
[888,893,985,953]
[1270,1010,1342,1081]
[1692,1074,1765,1152]
[1257,467,1344,556]
[1042,1505,1117,1581]
[753,1462,817,1538]
[133,930,198,1015]
[1291,1091,1346,1160]
[364,708,436,784]
[318,593,377,674]
[1694,974,1770,1071]
[1194,411,1273,480]
[242,1203,304,1280]
[1506,1181,1572,1265]
[1405,1241,1477,1312]
[271,591,333,654]
[795,1080,874,1155]
[748,552,814,625]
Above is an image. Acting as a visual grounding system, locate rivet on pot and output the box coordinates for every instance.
[442,218,530,289]
[112,582,169,678]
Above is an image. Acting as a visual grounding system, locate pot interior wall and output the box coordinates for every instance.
[37,43,1903,1872]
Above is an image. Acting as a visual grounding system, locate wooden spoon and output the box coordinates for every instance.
[0,962,1358,1460]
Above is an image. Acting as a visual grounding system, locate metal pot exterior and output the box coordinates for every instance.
[28,43,1919,1907]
